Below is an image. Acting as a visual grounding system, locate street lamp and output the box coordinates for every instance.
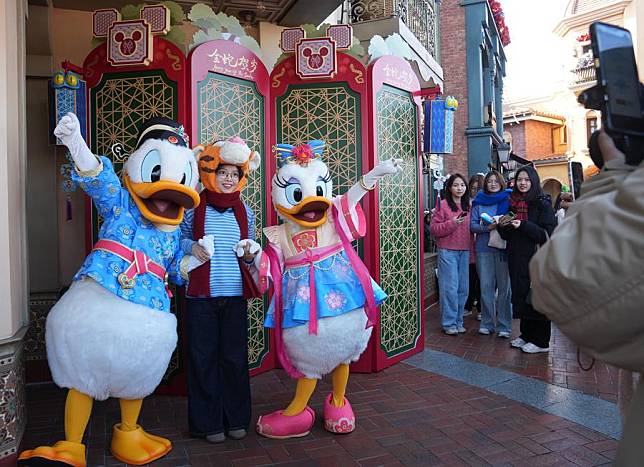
[497,142,511,163]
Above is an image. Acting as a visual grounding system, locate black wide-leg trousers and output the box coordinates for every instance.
[186,296,251,437]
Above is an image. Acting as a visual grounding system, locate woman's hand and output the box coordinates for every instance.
[510,219,521,229]
[487,221,497,231]
[560,192,574,211]
[454,216,466,225]
[192,243,211,262]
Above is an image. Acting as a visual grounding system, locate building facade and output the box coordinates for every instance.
[440,0,508,178]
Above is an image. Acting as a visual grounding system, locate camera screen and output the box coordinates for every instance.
[595,24,641,119]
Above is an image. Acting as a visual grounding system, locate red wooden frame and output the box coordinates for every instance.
[367,56,425,371]
[82,37,188,252]
[269,54,386,372]
[187,40,275,376]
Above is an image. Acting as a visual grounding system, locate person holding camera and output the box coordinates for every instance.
[429,174,471,335]
[498,166,556,353]
[529,131,644,465]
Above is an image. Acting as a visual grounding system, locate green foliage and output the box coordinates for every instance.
[188,3,217,26]
[302,23,326,38]
[165,26,185,47]
[215,12,245,36]
[348,40,366,61]
[120,4,143,20]
[91,37,105,50]
[238,35,262,58]
[161,1,185,25]
[191,29,223,48]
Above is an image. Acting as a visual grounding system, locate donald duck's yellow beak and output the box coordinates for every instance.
[124,176,200,226]
[276,195,331,228]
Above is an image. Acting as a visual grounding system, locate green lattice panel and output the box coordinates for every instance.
[197,72,268,370]
[276,83,361,196]
[91,71,177,168]
[90,70,181,382]
[376,85,421,357]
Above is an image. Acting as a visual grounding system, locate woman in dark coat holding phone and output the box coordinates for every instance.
[498,166,556,353]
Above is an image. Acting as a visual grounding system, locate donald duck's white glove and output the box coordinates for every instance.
[186,235,214,272]
[54,113,99,172]
[233,239,261,265]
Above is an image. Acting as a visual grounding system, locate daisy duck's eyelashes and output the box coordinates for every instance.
[274,173,291,189]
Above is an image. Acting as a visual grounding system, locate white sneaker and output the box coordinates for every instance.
[458,326,467,333]
[443,327,458,335]
[463,309,473,317]
[510,337,526,348]
[521,342,549,354]
[497,331,511,338]
[478,328,491,335]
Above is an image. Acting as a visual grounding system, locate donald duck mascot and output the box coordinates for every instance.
[252,140,402,438]
[19,113,209,466]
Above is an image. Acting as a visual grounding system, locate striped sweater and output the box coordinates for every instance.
[180,204,255,297]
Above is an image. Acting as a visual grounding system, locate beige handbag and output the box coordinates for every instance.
[487,229,506,249]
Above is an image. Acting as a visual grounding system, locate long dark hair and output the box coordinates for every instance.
[443,173,470,212]
[512,165,542,202]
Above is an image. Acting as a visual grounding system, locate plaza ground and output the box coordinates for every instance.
[21,305,619,466]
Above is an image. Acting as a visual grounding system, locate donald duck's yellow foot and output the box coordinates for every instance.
[110,424,172,465]
[18,440,86,467]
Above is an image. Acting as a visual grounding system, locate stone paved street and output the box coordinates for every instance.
[21,306,621,466]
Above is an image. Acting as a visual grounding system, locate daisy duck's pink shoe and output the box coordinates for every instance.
[323,393,356,434]
[256,406,315,439]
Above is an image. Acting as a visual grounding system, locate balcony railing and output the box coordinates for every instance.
[570,64,596,86]
[349,0,439,58]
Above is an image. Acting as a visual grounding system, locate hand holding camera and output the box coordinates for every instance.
[578,22,644,168]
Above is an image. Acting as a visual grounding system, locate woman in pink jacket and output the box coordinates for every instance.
[430,174,471,335]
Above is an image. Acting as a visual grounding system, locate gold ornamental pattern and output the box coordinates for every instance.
[376,85,421,357]
[277,84,361,196]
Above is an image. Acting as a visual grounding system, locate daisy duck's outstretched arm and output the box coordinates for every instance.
[346,158,403,208]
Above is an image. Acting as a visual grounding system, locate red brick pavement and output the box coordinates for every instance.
[22,362,616,466]
[425,304,619,403]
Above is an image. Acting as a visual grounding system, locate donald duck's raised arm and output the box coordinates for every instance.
[54,112,101,172]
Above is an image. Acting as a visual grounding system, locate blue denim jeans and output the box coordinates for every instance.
[437,249,469,330]
[476,251,512,333]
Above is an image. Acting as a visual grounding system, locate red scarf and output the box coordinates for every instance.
[187,190,260,299]
[509,192,529,221]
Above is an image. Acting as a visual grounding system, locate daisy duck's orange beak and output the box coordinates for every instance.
[276,195,331,228]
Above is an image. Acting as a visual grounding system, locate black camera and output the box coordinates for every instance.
[578,22,644,167]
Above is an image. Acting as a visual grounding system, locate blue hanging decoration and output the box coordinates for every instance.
[49,63,87,145]
[424,96,458,154]
[60,150,79,221]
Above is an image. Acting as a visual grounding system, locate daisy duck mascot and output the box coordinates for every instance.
[252,140,402,438]
[19,113,211,466]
